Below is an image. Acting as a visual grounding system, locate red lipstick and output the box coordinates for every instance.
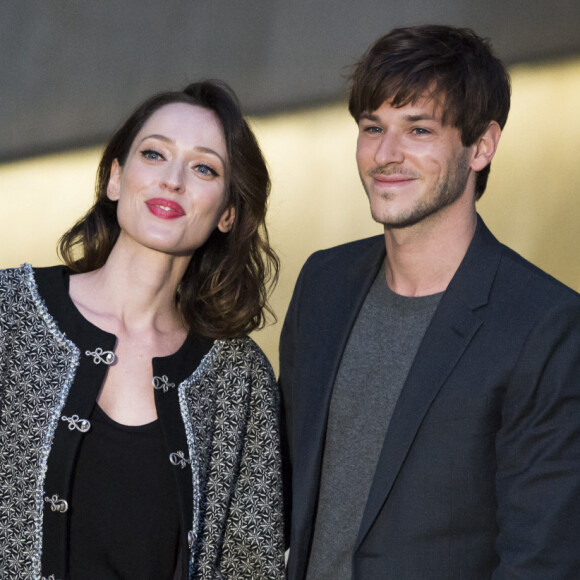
[145,198,185,219]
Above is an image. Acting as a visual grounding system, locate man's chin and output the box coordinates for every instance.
[371,209,428,230]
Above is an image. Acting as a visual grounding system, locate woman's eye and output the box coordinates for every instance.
[196,164,218,177]
[141,149,164,161]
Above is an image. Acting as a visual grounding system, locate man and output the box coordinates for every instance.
[279,25,580,579]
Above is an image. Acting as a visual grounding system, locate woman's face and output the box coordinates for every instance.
[107,102,234,258]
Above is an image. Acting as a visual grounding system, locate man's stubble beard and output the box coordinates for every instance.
[363,150,472,229]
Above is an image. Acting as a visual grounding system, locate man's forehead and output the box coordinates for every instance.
[363,95,445,121]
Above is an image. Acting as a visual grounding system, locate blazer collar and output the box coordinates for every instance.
[355,215,504,549]
[446,215,503,310]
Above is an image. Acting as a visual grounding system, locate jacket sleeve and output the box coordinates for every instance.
[278,257,312,549]
[0,316,4,414]
[493,299,580,579]
[219,344,286,579]
[0,270,14,412]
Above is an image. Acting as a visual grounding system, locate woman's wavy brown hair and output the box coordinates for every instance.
[59,80,279,338]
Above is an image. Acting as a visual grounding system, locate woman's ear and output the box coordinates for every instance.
[107,160,122,201]
[217,206,236,233]
[470,121,502,172]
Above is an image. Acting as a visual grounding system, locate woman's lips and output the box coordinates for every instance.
[145,198,185,219]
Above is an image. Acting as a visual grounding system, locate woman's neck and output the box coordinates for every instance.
[69,240,190,336]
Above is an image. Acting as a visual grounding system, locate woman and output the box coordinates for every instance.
[0,81,284,579]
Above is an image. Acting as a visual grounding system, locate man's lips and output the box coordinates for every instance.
[371,173,417,185]
[145,198,185,219]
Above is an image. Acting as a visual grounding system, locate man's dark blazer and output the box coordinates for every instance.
[279,217,580,579]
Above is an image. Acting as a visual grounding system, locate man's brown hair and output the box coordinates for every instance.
[349,25,511,199]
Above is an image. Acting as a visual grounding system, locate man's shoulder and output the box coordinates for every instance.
[457,218,580,311]
[303,234,385,273]
[498,243,580,304]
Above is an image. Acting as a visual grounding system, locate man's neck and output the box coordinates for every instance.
[383,207,477,297]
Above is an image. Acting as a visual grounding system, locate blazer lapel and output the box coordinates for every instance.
[291,236,385,571]
[355,216,504,548]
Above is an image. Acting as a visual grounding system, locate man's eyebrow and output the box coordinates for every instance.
[358,112,440,123]
[404,114,439,122]
[359,112,379,122]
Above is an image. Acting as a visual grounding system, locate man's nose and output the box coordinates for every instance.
[374,131,404,166]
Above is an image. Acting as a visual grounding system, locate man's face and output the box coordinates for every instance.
[356,97,474,229]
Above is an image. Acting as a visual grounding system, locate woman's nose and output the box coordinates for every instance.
[161,163,185,193]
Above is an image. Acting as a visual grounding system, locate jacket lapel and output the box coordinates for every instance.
[355,217,504,548]
[290,236,385,572]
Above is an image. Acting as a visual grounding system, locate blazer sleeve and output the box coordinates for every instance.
[279,268,301,462]
[493,299,580,579]
[219,346,286,579]
[278,256,311,547]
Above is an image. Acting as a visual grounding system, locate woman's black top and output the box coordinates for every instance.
[33,266,214,579]
[68,405,181,579]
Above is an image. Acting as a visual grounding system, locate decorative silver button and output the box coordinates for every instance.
[61,414,91,433]
[187,529,195,549]
[169,451,190,469]
[153,375,175,393]
[85,347,116,365]
[44,494,69,513]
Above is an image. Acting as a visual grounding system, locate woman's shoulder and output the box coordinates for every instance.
[0,265,74,341]
[214,336,272,363]
[0,266,45,335]
[0,264,69,306]
[202,336,276,383]
[0,263,64,285]
[0,263,35,295]
[0,262,31,279]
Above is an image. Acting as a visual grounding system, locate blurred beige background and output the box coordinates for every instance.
[1,57,580,372]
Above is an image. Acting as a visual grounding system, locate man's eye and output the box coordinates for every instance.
[412,127,430,135]
[141,149,164,161]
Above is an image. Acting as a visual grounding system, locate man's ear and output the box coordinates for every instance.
[107,159,122,201]
[470,121,502,172]
[217,206,236,233]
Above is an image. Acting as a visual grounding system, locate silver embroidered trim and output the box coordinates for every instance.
[44,494,69,513]
[42,575,62,580]
[85,347,116,365]
[21,264,81,576]
[61,414,91,433]
[169,450,191,469]
[178,339,220,576]
[153,374,175,392]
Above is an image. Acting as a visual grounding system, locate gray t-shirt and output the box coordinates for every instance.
[305,264,441,580]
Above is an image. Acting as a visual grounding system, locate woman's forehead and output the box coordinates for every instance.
[134,103,227,156]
